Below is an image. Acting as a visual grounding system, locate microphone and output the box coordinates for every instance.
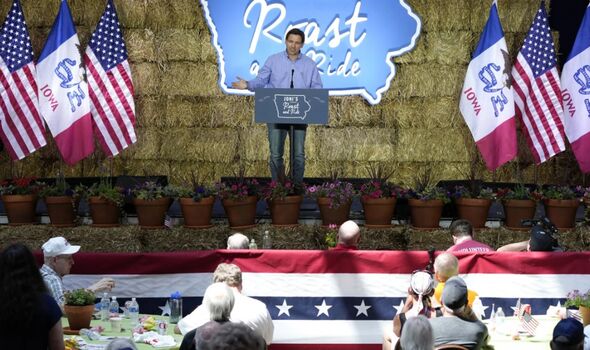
[290,69,294,89]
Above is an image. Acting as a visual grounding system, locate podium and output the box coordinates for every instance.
[255,88,329,179]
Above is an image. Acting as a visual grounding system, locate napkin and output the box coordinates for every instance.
[133,331,176,348]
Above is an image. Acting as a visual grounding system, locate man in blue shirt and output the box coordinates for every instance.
[232,28,322,184]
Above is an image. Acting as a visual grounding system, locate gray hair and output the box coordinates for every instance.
[105,338,138,350]
[204,282,235,322]
[227,233,249,249]
[400,315,434,350]
[213,263,242,287]
[449,219,473,238]
[434,252,459,281]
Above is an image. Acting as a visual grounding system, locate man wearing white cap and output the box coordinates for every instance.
[40,236,115,307]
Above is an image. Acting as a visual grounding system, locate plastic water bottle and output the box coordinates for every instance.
[262,230,272,249]
[128,297,139,326]
[169,291,183,324]
[495,307,505,332]
[100,293,110,321]
[109,296,120,317]
[249,239,258,249]
[79,328,101,340]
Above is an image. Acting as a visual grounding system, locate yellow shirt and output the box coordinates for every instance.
[434,282,478,307]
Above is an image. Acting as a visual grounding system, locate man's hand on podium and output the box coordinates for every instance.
[231,76,247,90]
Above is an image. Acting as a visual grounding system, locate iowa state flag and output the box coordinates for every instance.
[36,0,93,165]
[561,3,590,173]
[459,1,516,170]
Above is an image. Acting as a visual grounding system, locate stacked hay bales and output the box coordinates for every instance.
[0,0,581,186]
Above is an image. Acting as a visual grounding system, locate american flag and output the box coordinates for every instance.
[0,0,46,160]
[513,298,539,336]
[511,1,565,164]
[84,0,136,157]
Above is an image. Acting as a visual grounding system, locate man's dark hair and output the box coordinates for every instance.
[449,219,473,238]
[285,28,305,44]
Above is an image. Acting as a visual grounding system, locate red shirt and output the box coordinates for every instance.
[331,243,358,251]
[447,239,493,253]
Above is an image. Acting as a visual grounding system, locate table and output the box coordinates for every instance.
[63,315,183,350]
[485,315,559,349]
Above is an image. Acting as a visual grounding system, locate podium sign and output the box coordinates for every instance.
[255,88,329,125]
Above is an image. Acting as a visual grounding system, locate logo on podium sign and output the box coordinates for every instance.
[255,88,328,125]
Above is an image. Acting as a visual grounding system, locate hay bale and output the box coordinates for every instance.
[144,0,199,29]
[391,63,465,99]
[314,127,396,162]
[156,29,201,61]
[199,31,217,63]
[411,0,474,32]
[164,96,253,128]
[241,125,269,162]
[160,128,238,162]
[426,31,475,65]
[499,0,541,34]
[382,96,461,129]
[394,37,428,65]
[135,95,165,128]
[126,127,161,160]
[21,1,60,27]
[132,63,162,96]
[126,29,157,63]
[394,128,470,163]
[115,0,147,29]
[331,97,383,127]
[160,62,220,97]
[76,0,104,27]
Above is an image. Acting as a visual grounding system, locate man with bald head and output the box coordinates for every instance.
[332,220,361,250]
[433,252,479,308]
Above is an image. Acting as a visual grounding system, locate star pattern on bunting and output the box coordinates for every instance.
[353,299,372,317]
[276,299,293,317]
[393,300,405,315]
[158,300,171,316]
[315,299,332,317]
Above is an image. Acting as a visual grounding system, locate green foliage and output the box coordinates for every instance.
[132,181,175,200]
[86,179,125,207]
[64,288,96,306]
[565,289,590,308]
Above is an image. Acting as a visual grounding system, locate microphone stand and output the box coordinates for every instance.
[289,69,295,181]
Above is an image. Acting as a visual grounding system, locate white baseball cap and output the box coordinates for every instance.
[42,237,81,257]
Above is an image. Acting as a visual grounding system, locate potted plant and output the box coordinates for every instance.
[406,169,449,230]
[565,289,590,326]
[307,179,355,227]
[359,164,399,228]
[216,177,259,229]
[132,181,174,229]
[38,176,83,227]
[261,179,304,227]
[0,177,42,225]
[86,178,125,227]
[542,186,581,230]
[63,288,96,330]
[497,184,540,230]
[452,185,495,229]
[173,182,216,229]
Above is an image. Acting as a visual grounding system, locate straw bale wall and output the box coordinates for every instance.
[0,0,583,186]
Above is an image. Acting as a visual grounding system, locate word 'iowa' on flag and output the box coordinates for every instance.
[0,0,47,160]
[512,0,565,164]
[562,3,590,173]
[36,0,94,165]
[459,1,516,171]
[85,0,136,157]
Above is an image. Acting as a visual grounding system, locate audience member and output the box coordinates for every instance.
[584,324,589,350]
[400,315,434,350]
[180,282,235,350]
[550,318,584,350]
[447,220,493,253]
[177,263,274,345]
[227,233,250,249]
[40,237,115,306]
[383,271,438,350]
[200,322,266,350]
[332,220,361,250]
[105,338,138,350]
[429,277,489,349]
[497,224,562,252]
[433,252,479,307]
[0,243,64,350]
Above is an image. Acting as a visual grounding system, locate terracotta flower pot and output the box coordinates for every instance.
[1,194,37,225]
[503,199,536,230]
[580,306,590,327]
[222,195,258,229]
[269,195,302,227]
[133,197,172,229]
[455,197,491,229]
[64,304,95,330]
[361,196,397,228]
[543,199,579,230]
[317,197,351,227]
[408,198,444,230]
[44,196,77,227]
[89,197,120,227]
[180,196,215,229]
